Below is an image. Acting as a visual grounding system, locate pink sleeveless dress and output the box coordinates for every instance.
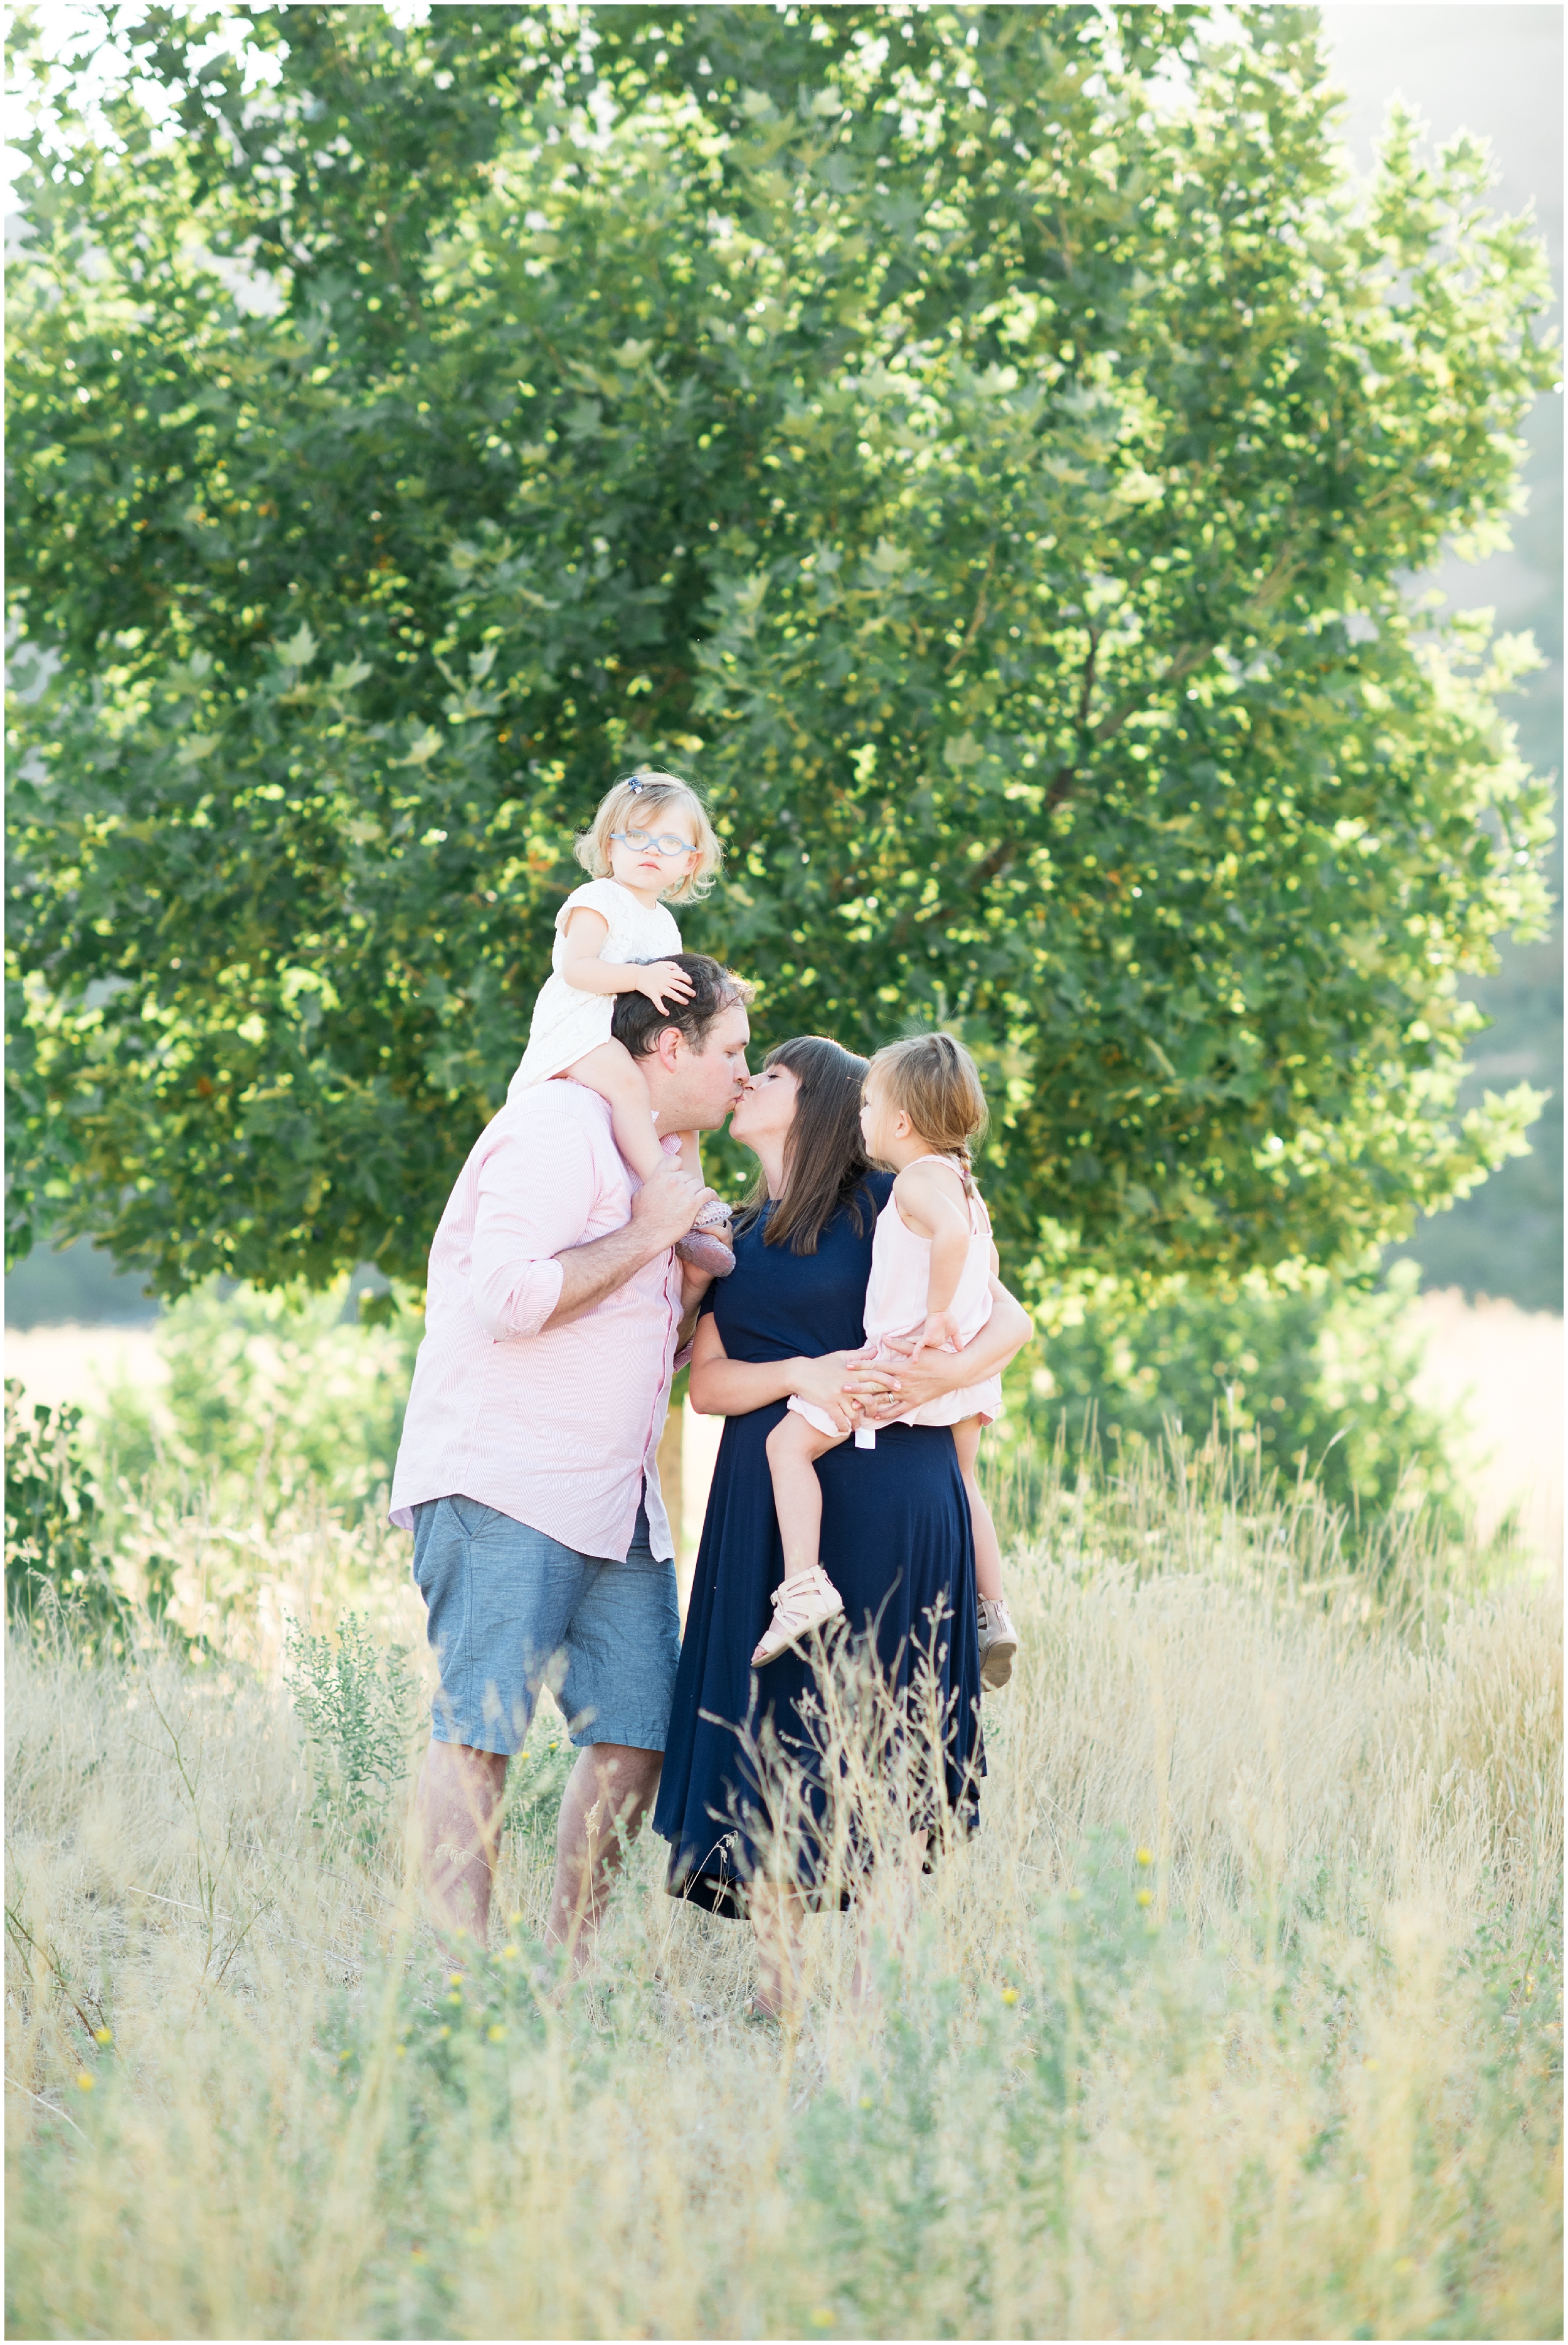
[788,1155,1002,1447]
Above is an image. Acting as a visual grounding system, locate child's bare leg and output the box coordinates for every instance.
[565,1040,664,1181]
[753,1412,852,1667]
[765,1411,847,1580]
[952,1417,1005,1602]
[955,1417,1017,1689]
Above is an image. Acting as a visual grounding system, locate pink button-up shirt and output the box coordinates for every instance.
[389,1084,686,1561]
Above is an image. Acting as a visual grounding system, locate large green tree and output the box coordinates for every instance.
[6,3,1555,1304]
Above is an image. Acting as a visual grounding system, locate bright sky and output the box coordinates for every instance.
[4,1,283,192]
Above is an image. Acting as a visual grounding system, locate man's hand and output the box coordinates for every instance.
[633,960,696,1013]
[628,1156,713,1252]
[543,1159,712,1332]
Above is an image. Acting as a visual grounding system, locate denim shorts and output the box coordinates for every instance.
[409,1494,680,1757]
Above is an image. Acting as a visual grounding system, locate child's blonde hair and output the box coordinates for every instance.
[574,768,723,905]
[867,1031,989,1191]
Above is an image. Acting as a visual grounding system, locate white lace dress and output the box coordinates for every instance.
[509,877,682,1099]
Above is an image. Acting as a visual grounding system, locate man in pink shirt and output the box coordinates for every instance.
[389,954,754,1957]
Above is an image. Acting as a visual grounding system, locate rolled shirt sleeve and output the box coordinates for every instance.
[389,1083,686,1558]
[468,1113,593,1340]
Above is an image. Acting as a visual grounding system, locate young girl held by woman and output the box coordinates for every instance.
[756,1031,1020,1688]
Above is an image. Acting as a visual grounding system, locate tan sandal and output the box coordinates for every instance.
[977,1595,1019,1690]
[751,1564,845,1667]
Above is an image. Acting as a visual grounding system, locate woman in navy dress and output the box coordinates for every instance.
[652,1035,1032,2013]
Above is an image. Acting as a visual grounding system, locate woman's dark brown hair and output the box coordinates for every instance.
[736,1035,872,1255]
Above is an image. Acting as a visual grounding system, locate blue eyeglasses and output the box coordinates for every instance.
[610,827,697,858]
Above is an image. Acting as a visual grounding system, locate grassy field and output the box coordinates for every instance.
[4,1422,1561,2341]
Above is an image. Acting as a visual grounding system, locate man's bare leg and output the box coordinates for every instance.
[415,1738,508,1949]
[544,1742,663,1970]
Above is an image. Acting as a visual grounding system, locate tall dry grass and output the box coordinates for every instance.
[5,1447,1562,2341]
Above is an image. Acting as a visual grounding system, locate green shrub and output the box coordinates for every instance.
[4,1378,128,1649]
[285,1612,421,1851]
[1009,1263,1477,1531]
[94,1279,421,1517]
[69,1264,1491,1607]
[499,1717,575,1854]
[793,1837,1181,2336]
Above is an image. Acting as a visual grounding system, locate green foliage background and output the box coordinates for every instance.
[1012,1258,1473,1526]
[4,1381,129,1645]
[89,1280,417,1517]
[5,1,1556,1316]
[1322,7,1562,1319]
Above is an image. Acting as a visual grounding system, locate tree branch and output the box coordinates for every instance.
[944,545,997,674]
[1039,637,1212,821]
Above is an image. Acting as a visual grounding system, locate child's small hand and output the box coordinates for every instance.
[635,960,696,1012]
[913,1309,961,1356]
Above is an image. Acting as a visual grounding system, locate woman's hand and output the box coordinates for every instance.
[789,1350,871,1436]
[857,1341,955,1420]
[857,1278,1034,1420]
[855,1333,976,1419]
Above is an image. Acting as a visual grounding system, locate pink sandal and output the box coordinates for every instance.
[751,1564,846,1667]
[675,1196,736,1279]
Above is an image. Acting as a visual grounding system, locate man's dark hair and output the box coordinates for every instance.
[610,953,755,1060]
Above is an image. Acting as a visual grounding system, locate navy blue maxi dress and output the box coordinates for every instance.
[654,1174,984,1918]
